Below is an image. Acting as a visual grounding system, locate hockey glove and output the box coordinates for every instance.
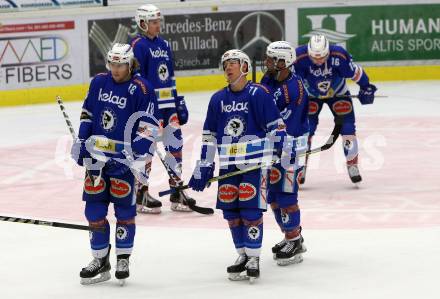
[188,160,215,192]
[175,95,189,125]
[104,151,131,177]
[358,84,377,105]
[71,138,91,167]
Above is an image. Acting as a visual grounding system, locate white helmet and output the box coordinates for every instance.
[308,34,330,59]
[106,43,135,70]
[266,41,296,68]
[135,4,162,32]
[221,49,251,74]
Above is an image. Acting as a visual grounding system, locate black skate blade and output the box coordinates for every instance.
[80,271,111,285]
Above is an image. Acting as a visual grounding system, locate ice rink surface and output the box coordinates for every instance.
[1,81,439,298]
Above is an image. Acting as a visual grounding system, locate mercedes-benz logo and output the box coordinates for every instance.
[233,11,284,60]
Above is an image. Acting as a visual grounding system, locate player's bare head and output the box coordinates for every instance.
[308,34,329,66]
[221,49,251,85]
[264,41,296,76]
[106,43,136,82]
[135,4,162,37]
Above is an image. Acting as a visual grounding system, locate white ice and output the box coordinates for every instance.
[0,81,439,299]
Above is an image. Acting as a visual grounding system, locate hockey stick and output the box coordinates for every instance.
[309,94,387,100]
[155,150,214,215]
[0,215,104,232]
[159,116,344,197]
[56,96,99,187]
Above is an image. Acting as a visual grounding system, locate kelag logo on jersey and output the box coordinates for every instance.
[309,66,333,77]
[221,101,248,113]
[98,88,127,109]
[149,47,169,59]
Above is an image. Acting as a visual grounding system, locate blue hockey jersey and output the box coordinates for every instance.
[261,72,309,138]
[78,72,160,160]
[131,34,176,109]
[294,45,370,98]
[201,81,285,167]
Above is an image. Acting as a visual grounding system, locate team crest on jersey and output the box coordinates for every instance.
[225,116,246,138]
[84,177,106,194]
[218,184,239,203]
[110,178,132,198]
[157,63,169,83]
[247,226,261,240]
[100,108,117,132]
[239,183,256,201]
[116,225,128,241]
[332,100,352,115]
[317,80,331,93]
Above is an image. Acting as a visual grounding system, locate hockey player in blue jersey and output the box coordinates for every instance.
[260,41,308,266]
[131,4,191,213]
[188,49,293,282]
[294,34,377,185]
[70,43,160,285]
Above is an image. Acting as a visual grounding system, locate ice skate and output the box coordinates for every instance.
[347,164,362,186]
[170,191,193,212]
[80,245,111,285]
[115,255,130,286]
[136,186,162,214]
[276,237,307,266]
[245,256,260,284]
[271,239,287,260]
[227,254,248,281]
